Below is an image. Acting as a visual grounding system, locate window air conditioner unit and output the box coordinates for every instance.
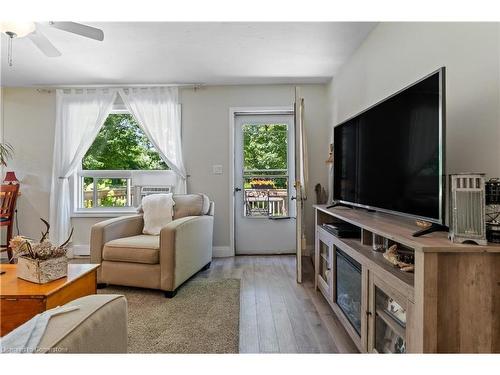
[135,185,173,205]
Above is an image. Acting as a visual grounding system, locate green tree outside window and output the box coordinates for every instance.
[243,123,288,189]
[82,114,168,208]
[83,114,168,171]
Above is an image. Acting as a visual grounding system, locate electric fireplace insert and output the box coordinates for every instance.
[336,249,362,335]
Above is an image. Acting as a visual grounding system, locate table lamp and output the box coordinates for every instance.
[4,171,19,184]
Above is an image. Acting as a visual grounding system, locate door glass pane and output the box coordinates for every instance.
[374,286,407,353]
[376,287,407,325]
[318,240,331,285]
[242,123,288,217]
[96,178,130,207]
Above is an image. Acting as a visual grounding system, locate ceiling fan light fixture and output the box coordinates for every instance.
[0,22,36,38]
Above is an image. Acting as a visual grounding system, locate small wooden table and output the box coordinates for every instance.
[0,263,99,336]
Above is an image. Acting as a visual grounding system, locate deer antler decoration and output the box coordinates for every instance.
[40,218,50,243]
[9,218,71,261]
[59,227,74,249]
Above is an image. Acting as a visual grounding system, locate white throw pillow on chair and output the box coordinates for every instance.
[142,193,175,235]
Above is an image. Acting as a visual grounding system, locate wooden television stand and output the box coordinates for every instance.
[313,204,500,353]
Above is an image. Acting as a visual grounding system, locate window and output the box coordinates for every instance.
[77,113,168,211]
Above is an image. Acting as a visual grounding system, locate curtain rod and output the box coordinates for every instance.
[34,83,203,89]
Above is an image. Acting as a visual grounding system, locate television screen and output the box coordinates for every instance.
[333,69,445,223]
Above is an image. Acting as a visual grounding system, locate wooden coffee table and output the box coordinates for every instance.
[0,263,99,336]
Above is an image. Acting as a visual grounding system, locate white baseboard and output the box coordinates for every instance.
[212,246,234,258]
[68,244,90,258]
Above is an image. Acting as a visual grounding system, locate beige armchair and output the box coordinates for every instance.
[91,194,214,298]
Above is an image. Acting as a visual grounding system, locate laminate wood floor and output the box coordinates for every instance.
[197,255,358,353]
[66,254,357,353]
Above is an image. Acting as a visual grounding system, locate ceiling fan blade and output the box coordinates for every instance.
[49,22,104,41]
[27,31,61,57]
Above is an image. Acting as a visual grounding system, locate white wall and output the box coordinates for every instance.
[181,84,329,252]
[327,22,500,182]
[1,89,55,245]
[1,84,329,253]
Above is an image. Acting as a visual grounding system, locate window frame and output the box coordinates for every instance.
[77,170,134,212]
[72,108,170,217]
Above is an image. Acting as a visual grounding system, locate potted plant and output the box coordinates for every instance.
[10,219,74,284]
[0,142,14,167]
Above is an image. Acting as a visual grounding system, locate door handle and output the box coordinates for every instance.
[234,187,242,192]
[291,196,297,200]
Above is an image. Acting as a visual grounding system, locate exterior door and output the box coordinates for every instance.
[234,113,295,254]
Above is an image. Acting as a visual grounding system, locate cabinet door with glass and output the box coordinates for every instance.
[315,228,334,302]
[367,274,408,353]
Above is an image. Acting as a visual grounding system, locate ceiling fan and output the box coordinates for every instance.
[0,22,104,65]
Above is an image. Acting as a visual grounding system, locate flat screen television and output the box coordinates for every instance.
[333,68,445,225]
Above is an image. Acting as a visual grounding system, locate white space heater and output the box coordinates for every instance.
[449,173,487,245]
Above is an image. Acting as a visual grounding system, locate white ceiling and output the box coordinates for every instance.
[1,22,376,87]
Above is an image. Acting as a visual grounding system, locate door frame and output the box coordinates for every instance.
[228,106,294,256]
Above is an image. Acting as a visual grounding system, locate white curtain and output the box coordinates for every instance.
[49,89,117,244]
[119,87,186,193]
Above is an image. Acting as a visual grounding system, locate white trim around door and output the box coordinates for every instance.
[228,106,294,256]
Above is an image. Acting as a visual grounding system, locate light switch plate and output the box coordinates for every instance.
[212,165,223,175]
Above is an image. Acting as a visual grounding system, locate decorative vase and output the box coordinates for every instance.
[372,233,385,252]
[16,255,68,284]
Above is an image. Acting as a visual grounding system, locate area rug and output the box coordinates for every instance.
[98,278,240,353]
